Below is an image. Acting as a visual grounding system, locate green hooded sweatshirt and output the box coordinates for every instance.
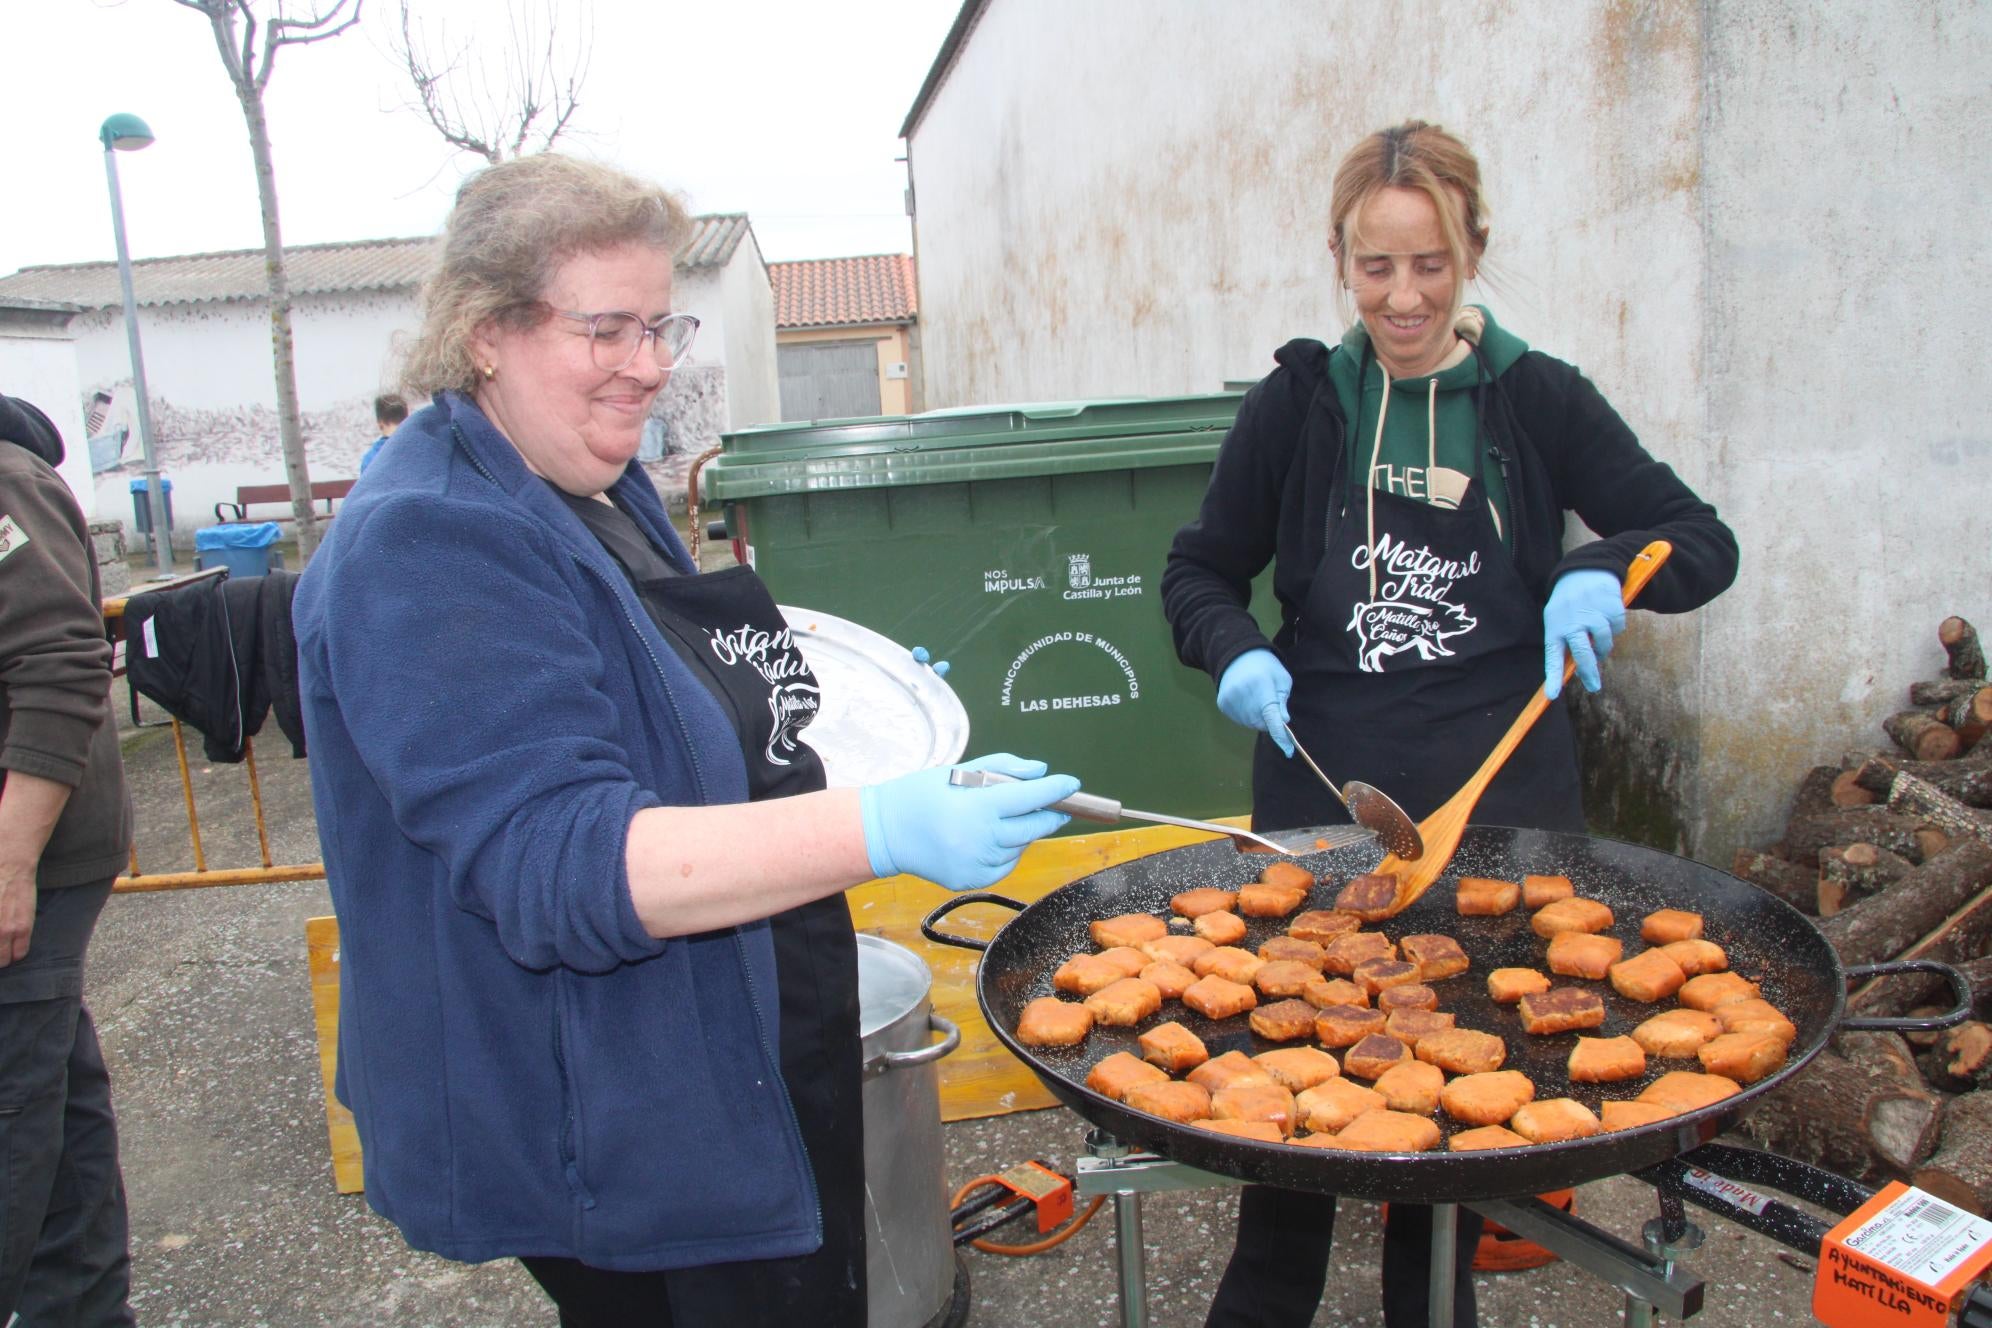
[1327,304,1528,547]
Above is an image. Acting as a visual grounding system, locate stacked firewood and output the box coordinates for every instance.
[1729,617,1992,1211]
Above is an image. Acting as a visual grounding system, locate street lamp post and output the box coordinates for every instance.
[100,112,172,574]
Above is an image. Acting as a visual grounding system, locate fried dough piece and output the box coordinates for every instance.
[1321,932,1397,976]
[1532,897,1616,938]
[1142,934,1215,967]
[1239,882,1308,918]
[1192,946,1265,986]
[1384,1009,1457,1045]
[1091,913,1168,950]
[1335,1108,1441,1153]
[1335,873,1400,922]
[1296,1077,1387,1133]
[1697,1031,1789,1084]
[1631,1009,1724,1058]
[1212,1082,1299,1136]
[1523,874,1575,909]
[1678,972,1761,1011]
[1568,1035,1647,1084]
[1488,967,1553,1004]
[1259,861,1315,892]
[1343,1034,1413,1080]
[1353,957,1423,997]
[1547,932,1623,980]
[1124,1079,1212,1124]
[1086,1051,1170,1101]
[1188,1050,1275,1093]
[1193,910,1249,946]
[1377,983,1440,1013]
[1254,960,1321,1000]
[1600,1100,1677,1132]
[1638,1070,1741,1112]
[1139,960,1198,1001]
[1085,977,1163,1027]
[1303,976,1370,1009]
[1716,998,1798,1043]
[1373,1060,1446,1114]
[1259,936,1329,970]
[1290,909,1363,944]
[1096,946,1153,977]
[1415,1028,1508,1075]
[1250,999,1322,1043]
[1254,1046,1343,1093]
[1053,952,1128,996]
[1190,1118,1284,1142]
[1400,934,1471,981]
[1457,876,1521,916]
[1661,939,1729,977]
[1016,996,1092,1047]
[1608,948,1689,1003]
[1439,1070,1537,1126]
[1171,887,1238,918]
[1640,909,1705,945]
[1137,1020,1209,1074]
[1314,1005,1388,1048]
[1451,1125,1532,1151]
[1182,975,1258,1020]
[1517,988,1607,1035]
[1510,1098,1602,1144]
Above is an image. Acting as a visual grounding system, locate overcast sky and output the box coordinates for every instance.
[2,0,959,276]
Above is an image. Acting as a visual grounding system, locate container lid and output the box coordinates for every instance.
[195,521,282,549]
[857,934,933,1037]
[704,393,1244,501]
[129,477,173,492]
[782,605,969,787]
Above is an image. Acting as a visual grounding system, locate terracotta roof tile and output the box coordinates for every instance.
[770,254,917,329]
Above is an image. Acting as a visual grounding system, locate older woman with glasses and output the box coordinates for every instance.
[294,154,1079,1327]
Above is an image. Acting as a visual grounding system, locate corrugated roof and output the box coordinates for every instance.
[0,213,756,312]
[770,255,918,329]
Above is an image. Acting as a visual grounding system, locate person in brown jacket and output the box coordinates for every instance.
[0,393,135,1325]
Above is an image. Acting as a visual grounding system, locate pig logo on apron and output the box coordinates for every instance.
[706,623,821,766]
[1344,533,1482,673]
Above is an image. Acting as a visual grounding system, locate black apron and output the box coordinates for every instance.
[1255,463,1583,836]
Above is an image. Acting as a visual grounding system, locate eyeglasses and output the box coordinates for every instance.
[553,309,701,373]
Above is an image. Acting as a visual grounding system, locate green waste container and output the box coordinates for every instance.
[703,396,1279,826]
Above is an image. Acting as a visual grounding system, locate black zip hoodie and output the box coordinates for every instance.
[1162,337,1739,683]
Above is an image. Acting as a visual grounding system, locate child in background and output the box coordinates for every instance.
[358,393,408,474]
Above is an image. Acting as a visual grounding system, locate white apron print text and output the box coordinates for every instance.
[1344,533,1481,672]
[706,623,820,766]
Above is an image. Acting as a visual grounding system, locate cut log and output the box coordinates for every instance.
[1741,1031,1943,1182]
[1852,753,1992,810]
[1943,617,1988,683]
[1912,678,1989,707]
[1817,842,1915,916]
[1885,709,1964,762]
[1731,849,1819,913]
[1904,1010,1951,1049]
[1886,772,1992,849]
[1913,1092,1992,1216]
[1780,807,1950,866]
[1791,764,1845,821]
[1940,686,1992,749]
[1818,840,1992,967]
[1830,769,1879,808]
[1946,1022,1992,1086]
[1852,953,1992,1021]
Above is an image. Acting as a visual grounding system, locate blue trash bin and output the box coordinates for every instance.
[194,522,282,579]
[129,477,174,554]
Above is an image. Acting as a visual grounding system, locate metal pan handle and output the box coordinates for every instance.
[1838,959,1975,1032]
[920,891,1028,952]
[863,1013,960,1079]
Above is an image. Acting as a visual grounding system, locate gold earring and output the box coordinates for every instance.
[481,363,497,380]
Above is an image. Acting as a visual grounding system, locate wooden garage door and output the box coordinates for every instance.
[779,340,882,421]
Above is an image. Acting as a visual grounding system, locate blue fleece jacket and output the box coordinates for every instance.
[293,392,820,1270]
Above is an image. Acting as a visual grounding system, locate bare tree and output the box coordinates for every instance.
[390,0,590,163]
[174,0,362,558]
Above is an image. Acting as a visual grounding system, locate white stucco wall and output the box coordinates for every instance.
[905,0,1990,861]
[0,309,96,518]
[718,233,780,428]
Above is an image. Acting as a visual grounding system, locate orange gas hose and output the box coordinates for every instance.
[950,1175,1106,1256]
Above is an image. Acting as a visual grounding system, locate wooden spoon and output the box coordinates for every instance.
[1377,539,1676,917]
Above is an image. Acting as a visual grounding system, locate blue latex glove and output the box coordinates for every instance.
[1543,569,1627,700]
[910,645,950,679]
[1216,649,1295,757]
[859,753,1078,890]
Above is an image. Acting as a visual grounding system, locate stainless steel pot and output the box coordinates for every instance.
[858,934,967,1328]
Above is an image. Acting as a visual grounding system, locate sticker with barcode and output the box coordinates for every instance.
[1841,1186,1992,1284]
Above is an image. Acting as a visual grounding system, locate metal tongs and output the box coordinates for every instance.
[948,768,1374,857]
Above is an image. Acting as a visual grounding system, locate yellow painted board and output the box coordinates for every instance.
[305,915,365,1194]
